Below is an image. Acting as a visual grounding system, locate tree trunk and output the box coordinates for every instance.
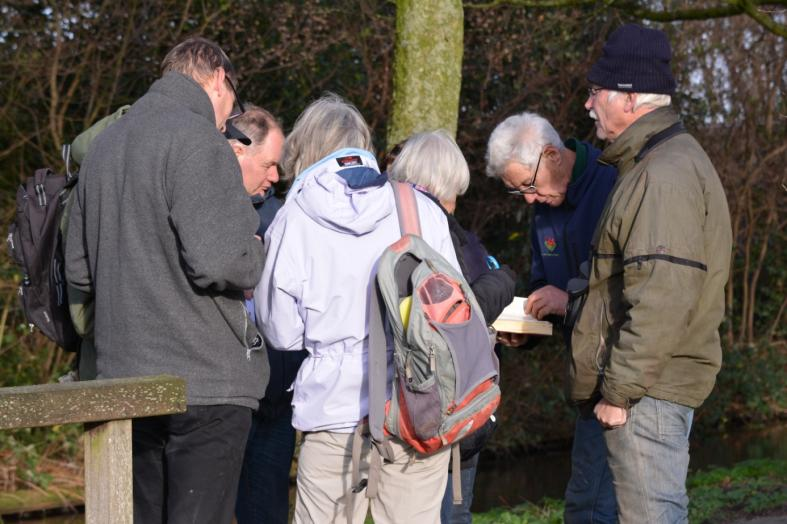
[388,0,464,146]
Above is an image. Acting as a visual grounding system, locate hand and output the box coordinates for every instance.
[594,398,628,428]
[495,331,529,347]
[243,289,254,300]
[254,234,262,241]
[526,285,568,320]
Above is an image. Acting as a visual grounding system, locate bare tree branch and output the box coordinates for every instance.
[464,0,787,38]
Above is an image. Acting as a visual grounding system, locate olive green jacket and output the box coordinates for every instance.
[569,107,732,409]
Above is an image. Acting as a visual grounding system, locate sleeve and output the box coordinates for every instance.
[167,142,265,291]
[470,269,517,323]
[64,176,93,294]
[601,172,708,407]
[254,214,306,351]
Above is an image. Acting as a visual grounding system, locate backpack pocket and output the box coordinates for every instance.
[399,370,441,440]
[433,310,498,400]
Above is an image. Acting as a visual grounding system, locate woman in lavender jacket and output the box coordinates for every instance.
[254,94,460,524]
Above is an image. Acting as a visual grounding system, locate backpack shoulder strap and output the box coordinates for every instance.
[391,181,421,237]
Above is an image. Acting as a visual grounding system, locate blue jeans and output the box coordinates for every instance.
[235,397,296,524]
[440,455,478,524]
[564,413,618,523]
[604,396,694,524]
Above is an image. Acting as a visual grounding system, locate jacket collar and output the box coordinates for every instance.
[148,72,216,126]
[600,106,680,175]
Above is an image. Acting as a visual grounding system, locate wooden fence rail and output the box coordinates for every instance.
[0,375,186,523]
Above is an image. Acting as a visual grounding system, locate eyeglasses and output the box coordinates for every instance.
[223,76,252,145]
[506,151,543,195]
[226,78,246,117]
[587,86,603,99]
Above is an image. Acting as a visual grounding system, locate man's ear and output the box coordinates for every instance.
[544,144,561,164]
[209,67,226,96]
[232,143,245,157]
[624,93,637,113]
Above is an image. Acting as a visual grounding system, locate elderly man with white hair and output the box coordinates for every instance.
[575,24,732,523]
[486,112,618,524]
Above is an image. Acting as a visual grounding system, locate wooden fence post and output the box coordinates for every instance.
[0,375,185,521]
[84,419,133,524]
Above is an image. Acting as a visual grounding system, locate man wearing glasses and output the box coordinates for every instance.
[572,24,732,523]
[485,111,618,524]
[66,37,265,524]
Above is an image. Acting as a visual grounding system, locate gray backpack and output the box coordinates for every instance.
[362,181,501,505]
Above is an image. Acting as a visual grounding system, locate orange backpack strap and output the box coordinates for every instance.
[391,181,422,237]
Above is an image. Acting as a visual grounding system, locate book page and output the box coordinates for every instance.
[492,296,553,335]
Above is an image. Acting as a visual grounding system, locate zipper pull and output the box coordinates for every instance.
[429,347,436,374]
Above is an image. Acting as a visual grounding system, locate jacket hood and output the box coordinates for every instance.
[289,148,390,235]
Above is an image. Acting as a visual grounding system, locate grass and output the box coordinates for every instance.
[471,459,787,524]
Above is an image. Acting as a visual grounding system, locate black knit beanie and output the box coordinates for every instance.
[588,24,676,95]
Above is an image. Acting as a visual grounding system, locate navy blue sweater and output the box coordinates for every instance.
[529,140,617,296]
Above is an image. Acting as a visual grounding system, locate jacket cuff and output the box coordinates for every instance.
[601,384,631,409]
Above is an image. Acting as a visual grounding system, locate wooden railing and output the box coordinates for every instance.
[0,375,186,523]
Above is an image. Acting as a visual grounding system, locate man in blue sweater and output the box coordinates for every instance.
[225,105,309,524]
[486,112,618,524]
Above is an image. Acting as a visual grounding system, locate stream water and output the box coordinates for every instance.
[471,423,787,512]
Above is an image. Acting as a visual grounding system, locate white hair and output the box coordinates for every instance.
[281,93,373,180]
[606,90,671,110]
[388,130,470,202]
[485,112,563,179]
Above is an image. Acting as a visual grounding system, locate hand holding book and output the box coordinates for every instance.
[525,285,569,319]
[492,296,553,336]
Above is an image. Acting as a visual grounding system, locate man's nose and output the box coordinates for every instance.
[523,193,537,205]
[584,97,593,110]
[268,165,280,183]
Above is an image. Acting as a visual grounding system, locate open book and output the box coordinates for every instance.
[492,296,553,336]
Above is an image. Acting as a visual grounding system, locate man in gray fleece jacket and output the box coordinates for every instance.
[65,37,266,524]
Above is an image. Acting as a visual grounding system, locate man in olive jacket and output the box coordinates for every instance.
[572,24,732,523]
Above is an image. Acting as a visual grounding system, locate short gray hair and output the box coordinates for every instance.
[607,90,671,110]
[161,37,236,85]
[281,93,373,180]
[486,112,563,179]
[228,104,282,149]
[388,130,470,202]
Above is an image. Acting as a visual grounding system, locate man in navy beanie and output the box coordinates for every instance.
[570,23,733,523]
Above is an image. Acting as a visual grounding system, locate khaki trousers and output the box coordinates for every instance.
[294,430,450,524]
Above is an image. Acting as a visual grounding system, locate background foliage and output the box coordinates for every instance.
[0,0,785,485]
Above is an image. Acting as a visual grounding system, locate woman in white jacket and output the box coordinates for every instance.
[254,94,460,523]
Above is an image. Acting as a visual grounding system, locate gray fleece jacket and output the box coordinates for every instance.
[65,72,268,409]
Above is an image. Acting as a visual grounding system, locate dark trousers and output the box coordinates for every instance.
[235,397,297,524]
[132,404,252,524]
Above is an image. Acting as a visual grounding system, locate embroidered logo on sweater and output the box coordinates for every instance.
[544,237,557,252]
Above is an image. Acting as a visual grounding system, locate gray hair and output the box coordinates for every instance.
[228,104,282,149]
[486,112,563,179]
[281,93,373,180]
[161,37,236,85]
[388,130,470,202]
[607,90,671,110]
